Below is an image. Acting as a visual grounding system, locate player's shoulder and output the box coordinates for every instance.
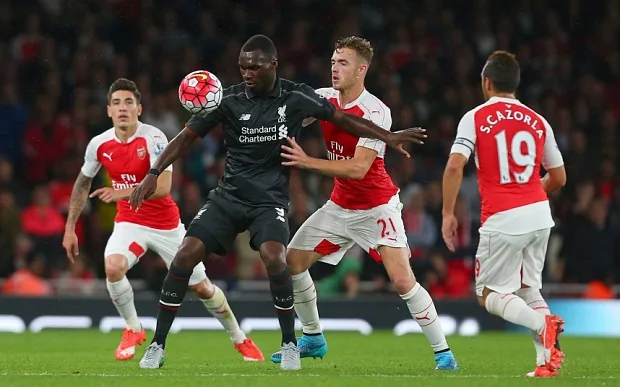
[279,78,307,94]
[279,78,324,97]
[136,122,167,139]
[87,128,116,150]
[359,89,390,115]
[222,82,247,99]
[513,101,551,129]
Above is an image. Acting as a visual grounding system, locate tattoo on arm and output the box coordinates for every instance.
[65,172,93,231]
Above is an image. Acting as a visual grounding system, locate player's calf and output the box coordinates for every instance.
[150,237,205,350]
[105,254,145,360]
[380,246,458,370]
[515,287,564,370]
[270,249,329,364]
[259,241,297,349]
[190,280,264,361]
[287,249,323,335]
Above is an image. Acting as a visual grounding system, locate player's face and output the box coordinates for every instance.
[107,90,142,130]
[331,48,367,91]
[239,50,277,94]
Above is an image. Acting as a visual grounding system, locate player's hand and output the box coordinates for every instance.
[62,231,79,263]
[129,174,157,211]
[386,128,427,158]
[281,137,311,168]
[90,187,121,203]
[441,214,458,252]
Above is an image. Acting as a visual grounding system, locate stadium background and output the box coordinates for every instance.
[0,0,619,337]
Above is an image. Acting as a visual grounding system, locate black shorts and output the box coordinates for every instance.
[185,192,290,256]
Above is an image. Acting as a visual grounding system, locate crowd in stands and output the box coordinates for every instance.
[1,0,619,299]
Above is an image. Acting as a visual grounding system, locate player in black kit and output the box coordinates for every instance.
[129,35,426,370]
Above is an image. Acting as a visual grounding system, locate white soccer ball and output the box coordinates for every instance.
[178,70,223,116]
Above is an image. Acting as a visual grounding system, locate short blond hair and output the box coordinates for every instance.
[334,36,373,65]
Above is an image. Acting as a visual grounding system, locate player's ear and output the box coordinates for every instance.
[483,77,492,92]
[359,64,368,77]
[271,60,278,70]
[137,104,143,116]
[107,105,112,118]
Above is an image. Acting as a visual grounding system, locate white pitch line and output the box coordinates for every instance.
[0,372,616,380]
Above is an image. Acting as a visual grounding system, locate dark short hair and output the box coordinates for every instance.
[335,36,374,65]
[241,34,277,60]
[107,78,141,104]
[482,51,520,94]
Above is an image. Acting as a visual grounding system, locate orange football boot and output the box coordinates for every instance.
[526,364,558,378]
[235,337,265,361]
[115,328,147,360]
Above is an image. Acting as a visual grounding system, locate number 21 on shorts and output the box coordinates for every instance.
[377,217,397,238]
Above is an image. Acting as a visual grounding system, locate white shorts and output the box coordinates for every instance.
[289,194,409,265]
[475,228,550,297]
[104,222,207,286]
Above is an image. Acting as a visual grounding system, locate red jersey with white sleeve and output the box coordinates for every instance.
[315,87,399,210]
[450,96,564,235]
[81,122,179,230]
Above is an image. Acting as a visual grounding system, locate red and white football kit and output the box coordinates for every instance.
[450,97,564,296]
[81,122,207,285]
[288,88,408,264]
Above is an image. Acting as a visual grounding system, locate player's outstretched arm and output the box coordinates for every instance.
[129,128,196,210]
[63,172,94,262]
[327,110,426,158]
[281,137,375,180]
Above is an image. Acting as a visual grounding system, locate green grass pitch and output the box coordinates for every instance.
[0,331,618,387]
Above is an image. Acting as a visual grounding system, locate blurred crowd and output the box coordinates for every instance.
[1,0,619,299]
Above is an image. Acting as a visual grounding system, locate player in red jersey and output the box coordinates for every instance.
[270,37,458,370]
[442,51,567,378]
[62,79,263,362]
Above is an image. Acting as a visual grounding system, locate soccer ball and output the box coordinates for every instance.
[178,70,223,116]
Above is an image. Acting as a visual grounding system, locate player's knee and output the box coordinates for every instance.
[173,237,206,269]
[259,241,286,274]
[104,254,129,282]
[286,249,318,275]
[477,287,492,308]
[392,274,416,295]
[190,279,215,299]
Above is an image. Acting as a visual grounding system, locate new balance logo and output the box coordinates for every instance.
[278,124,288,139]
[103,152,113,161]
[239,114,251,121]
[275,208,285,223]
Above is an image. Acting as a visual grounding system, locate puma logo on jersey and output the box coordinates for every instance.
[103,152,113,161]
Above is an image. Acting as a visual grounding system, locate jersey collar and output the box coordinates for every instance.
[340,88,369,110]
[487,96,522,105]
[245,77,282,99]
[113,121,142,143]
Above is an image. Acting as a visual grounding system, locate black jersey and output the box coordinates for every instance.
[186,77,336,208]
